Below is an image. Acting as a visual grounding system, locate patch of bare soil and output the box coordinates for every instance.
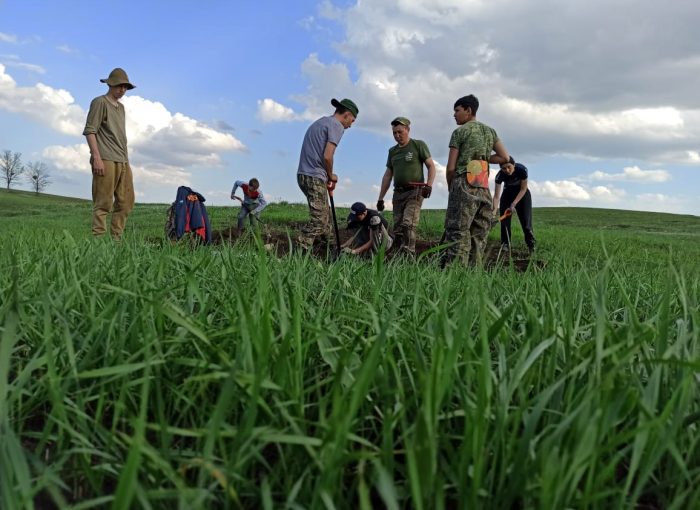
[210,224,546,272]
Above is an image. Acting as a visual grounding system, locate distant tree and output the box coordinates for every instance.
[1,150,24,189]
[25,161,52,194]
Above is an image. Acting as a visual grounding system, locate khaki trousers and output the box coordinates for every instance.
[92,161,135,238]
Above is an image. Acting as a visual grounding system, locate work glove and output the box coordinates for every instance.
[341,247,354,255]
[376,199,385,212]
[420,185,432,199]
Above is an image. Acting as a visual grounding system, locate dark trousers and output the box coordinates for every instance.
[499,187,535,249]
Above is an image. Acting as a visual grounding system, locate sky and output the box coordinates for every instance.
[1,0,699,215]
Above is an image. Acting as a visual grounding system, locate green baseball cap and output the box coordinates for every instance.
[331,98,359,117]
[391,116,410,127]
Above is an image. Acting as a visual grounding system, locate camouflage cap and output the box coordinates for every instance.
[391,116,410,127]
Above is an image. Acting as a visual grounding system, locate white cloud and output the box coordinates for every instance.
[42,143,192,188]
[0,32,18,44]
[636,193,670,203]
[264,0,700,166]
[41,144,90,173]
[56,44,77,54]
[530,180,591,201]
[590,185,626,203]
[0,65,246,196]
[0,64,82,133]
[257,98,298,122]
[0,55,46,74]
[588,166,672,183]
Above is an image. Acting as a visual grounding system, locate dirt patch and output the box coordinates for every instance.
[209,224,545,272]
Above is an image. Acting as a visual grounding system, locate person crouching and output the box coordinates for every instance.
[231,178,267,231]
[341,202,393,256]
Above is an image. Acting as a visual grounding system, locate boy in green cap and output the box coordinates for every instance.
[83,68,135,239]
[296,97,358,251]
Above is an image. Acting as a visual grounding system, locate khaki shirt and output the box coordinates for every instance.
[83,95,128,163]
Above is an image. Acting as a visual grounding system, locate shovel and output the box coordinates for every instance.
[328,178,341,259]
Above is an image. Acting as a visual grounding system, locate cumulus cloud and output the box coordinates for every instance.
[56,44,77,54]
[0,32,18,44]
[587,166,672,183]
[262,0,700,165]
[530,180,591,201]
[257,98,299,122]
[0,63,83,133]
[636,193,670,203]
[0,65,246,196]
[0,55,46,74]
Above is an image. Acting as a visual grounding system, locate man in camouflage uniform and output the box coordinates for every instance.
[376,117,436,257]
[441,95,513,267]
[296,98,358,250]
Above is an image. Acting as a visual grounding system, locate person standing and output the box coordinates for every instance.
[83,68,135,239]
[296,98,358,250]
[492,156,536,252]
[442,94,513,267]
[376,117,436,256]
[231,177,267,231]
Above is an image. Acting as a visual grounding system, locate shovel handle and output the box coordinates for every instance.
[327,176,338,197]
[499,209,512,221]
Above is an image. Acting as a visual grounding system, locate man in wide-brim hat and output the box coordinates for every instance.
[83,68,136,239]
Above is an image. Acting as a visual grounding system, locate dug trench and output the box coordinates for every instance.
[209,222,545,272]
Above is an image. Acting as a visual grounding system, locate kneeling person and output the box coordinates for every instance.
[342,202,393,255]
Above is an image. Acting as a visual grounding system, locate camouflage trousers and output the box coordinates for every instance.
[392,188,423,255]
[442,177,493,267]
[347,224,394,254]
[297,173,331,248]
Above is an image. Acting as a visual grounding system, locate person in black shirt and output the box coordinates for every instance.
[493,156,536,252]
[342,202,393,255]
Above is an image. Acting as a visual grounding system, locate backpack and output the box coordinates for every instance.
[164,186,212,244]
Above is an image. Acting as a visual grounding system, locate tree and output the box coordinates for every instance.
[1,150,23,189]
[25,161,52,194]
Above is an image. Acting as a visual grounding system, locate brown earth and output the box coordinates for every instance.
[209,223,545,272]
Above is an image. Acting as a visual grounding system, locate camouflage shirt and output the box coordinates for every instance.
[448,120,498,175]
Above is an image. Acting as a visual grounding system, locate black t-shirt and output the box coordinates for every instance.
[346,209,388,230]
[495,162,528,187]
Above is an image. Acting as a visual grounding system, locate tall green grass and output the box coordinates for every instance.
[1,191,699,507]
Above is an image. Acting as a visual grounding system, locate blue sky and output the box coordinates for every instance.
[1,0,699,215]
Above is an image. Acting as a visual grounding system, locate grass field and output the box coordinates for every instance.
[1,188,699,509]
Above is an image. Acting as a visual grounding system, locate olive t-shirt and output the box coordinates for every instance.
[82,95,129,163]
[386,139,431,189]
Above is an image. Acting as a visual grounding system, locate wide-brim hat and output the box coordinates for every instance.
[331,98,358,117]
[100,68,135,89]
